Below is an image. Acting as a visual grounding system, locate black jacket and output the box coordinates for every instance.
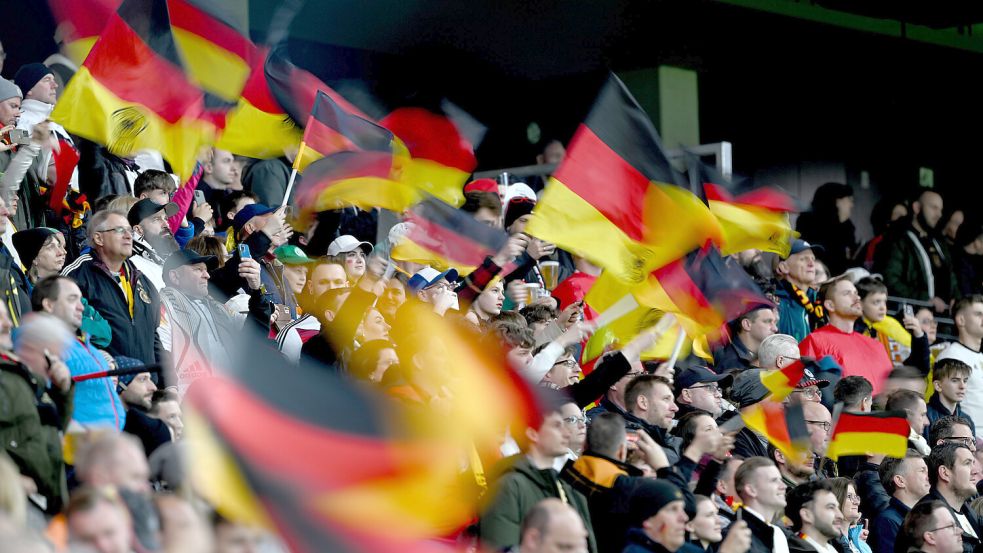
[563,351,633,409]
[735,507,786,553]
[123,406,172,457]
[66,253,169,385]
[927,392,976,438]
[0,243,31,324]
[712,335,754,373]
[910,488,981,553]
[561,453,641,553]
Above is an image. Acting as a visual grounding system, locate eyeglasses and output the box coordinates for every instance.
[928,523,962,535]
[943,436,977,451]
[845,493,860,503]
[553,359,579,369]
[805,420,832,432]
[691,383,722,395]
[562,415,587,427]
[426,281,455,293]
[793,388,821,399]
[96,226,133,237]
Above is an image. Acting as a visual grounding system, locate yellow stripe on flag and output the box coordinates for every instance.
[215,98,302,158]
[171,28,251,102]
[65,38,99,66]
[709,199,795,257]
[760,369,797,402]
[305,176,422,214]
[390,239,478,274]
[825,431,908,461]
[51,66,214,178]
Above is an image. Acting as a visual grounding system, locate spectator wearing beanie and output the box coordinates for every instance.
[623,479,692,553]
[12,227,65,285]
[14,62,81,194]
[0,76,47,231]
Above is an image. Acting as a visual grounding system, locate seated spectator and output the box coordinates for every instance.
[870,452,931,553]
[347,340,399,384]
[786,368,828,406]
[478,393,595,552]
[377,275,407,324]
[899,500,965,553]
[128,197,180,292]
[516,499,589,553]
[466,278,505,327]
[733,457,790,553]
[936,295,983,438]
[12,227,66,285]
[774,239,823,341]
[212,512,267,553]
[714,304,778,373]
[585,354,645,422]
[712,456,745,531]
[916,443,981,552]
[802,401,834,477]
[115,356,171,456]
[728,369,771,459]
[799,276,893,395]
[624,374,682,465]
[460,188,503,228]
[854,276,930,371]
[785,480,843,553]
[66,486,136,553]
[32,275,124,430]
[133,168,176,204]
[674,366,732,419]
[887,389,932,454]
[217,190,257,234]
[880,189,957,312]
[928,359,976,437]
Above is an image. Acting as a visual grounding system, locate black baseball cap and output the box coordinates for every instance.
[162,249,219,284]
[128,198,178,227]
[674,366,733,397]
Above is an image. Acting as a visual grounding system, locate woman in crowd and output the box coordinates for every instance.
[829,477,872,553]
[12,227,66,285]
[796,182,858,275]
[687,495,725,553]
[348,339,400,384]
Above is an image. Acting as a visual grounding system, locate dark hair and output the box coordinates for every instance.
[92,194,119,214]
[927,442,971,487]
[491,310,527,328]
[30,275,70,312]
[586,412,626,458]
[855,276,888,299]
[675,411,714,452]
[933,358,972,382]
[952,294,983,321]
[219,190,259,228]
[730,305,772,336]
[956,222,983,249]
[870,197,908,236]
[929,415,974,448]
[734,457,776,502]
[150,389,179,414]
[185,235,227,268]
[495,324,535,350]
[886,389,925,414]
[520,499,560,542]
[887,365,925,381]
[348,340,397,382]
[460,191,502,216]
[810,182,854,219]
[521,303,557,327]
[826,477,855,516]
[133,169,175,197]
[901,500,948,548]
[879,451,923,496]
[785,480,835,531]
[624,374,672,413]
[818,275,851,305]
[833,376,873,409]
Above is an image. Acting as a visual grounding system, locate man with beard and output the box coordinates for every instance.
[882,190,957,312]
[786,481,844,553]
[916,443,982,553]
[770,443,815,489]
[127,198,179,291]
[800,276,893,395]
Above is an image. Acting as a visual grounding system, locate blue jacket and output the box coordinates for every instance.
[63,334,125,430]
[869,497,909,553]
[775,281,818,342]
[927,392,976,439]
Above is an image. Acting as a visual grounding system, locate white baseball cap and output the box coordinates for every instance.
[327,235,373,256]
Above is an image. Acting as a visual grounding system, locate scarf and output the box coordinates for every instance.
[785,280,825,327]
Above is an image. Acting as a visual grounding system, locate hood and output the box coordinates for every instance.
[500,455,561,494]
[566,453,634,493]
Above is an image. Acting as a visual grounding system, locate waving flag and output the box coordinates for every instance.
[742,400,812,463]
[825,410,910,460]
[705,183,797,257]
[293,91,395,172]
[167,0,252,103]
[760,359,808,401]
[524,75,721,284]
[49,0,121,65]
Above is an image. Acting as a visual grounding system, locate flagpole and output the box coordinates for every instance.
[282,141,307,207]
[665,328,686,371]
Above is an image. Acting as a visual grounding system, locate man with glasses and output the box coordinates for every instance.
[870,452,932,553]
[408,266,460,317]
[803,400,837,478]
[787,368,829,406]
[674,366,732,419]
[127,198,180,291]
[929,416,976,453]
[916,443,981,553]
[555,401,587,471]
[65,210,168,386]
[900,501,964,553]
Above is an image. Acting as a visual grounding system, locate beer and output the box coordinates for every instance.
[540,261,560,290]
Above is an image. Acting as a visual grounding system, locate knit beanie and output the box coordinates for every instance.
[0,78,22,102]
[628,479,685,527]
[13,63,51,96]
[12,228,59,271]
[504,196,536,230]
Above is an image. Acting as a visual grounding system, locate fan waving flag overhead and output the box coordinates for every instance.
[525,74,722,284]
[51,0,218,178]
[166,0,252,103]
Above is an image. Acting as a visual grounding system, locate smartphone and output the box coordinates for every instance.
[237,243,250,260]
[194,190,206,205]
[625,429,640,443]
[8,128,29,145]
[903,303,914,318]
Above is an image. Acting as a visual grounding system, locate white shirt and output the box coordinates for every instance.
[743,506,790,553]
[275,314,322,362]
[17,98,78,190]
[802,534,838,553]
[938,341,983,437]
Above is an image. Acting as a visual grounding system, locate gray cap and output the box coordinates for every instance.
[0,78,22,102]
[729,368,770,409]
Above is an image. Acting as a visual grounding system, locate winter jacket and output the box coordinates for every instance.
[712,335,754,373]
[65,253,169,385]
[912,488,981,553]
[63,333,125,430]
[776,280,819,342]
[0,352,72,513]
[881,226,958,303]
[479,455,597,553]
[622,411,682,466]
[926,392,976,438]
[621,529,680,553]
[123,406,171,457]
[833,525,871,553]
[0,142,47,230]
[0,242,31,326]
[869,497,910,553]
[561,453,641,553]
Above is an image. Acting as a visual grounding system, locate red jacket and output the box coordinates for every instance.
[799,324,893,394]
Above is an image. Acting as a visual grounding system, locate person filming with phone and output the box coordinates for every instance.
[0,76,51,231]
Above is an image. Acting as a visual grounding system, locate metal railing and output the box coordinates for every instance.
[887,295,957,342]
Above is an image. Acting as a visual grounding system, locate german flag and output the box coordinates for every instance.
[380,107,478,208]
[704,183,797,257]
[51,0,217,178]
[186,295,540,550]
[392,196,510,273]
[293,150,417,215]
[524,75,722,284]
[760,358,807,401]
[293,91,395,172]
[214,46,302,159]
[742,400,812,464]
[265,43,369,127]
[48,0,121,65]
[166,0,252,103]
[825,410,909,460]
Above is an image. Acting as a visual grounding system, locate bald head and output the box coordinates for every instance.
[74,432,151,495]
[520,499,589,553]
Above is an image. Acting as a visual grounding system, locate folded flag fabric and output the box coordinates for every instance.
[760,358,807,401]
[825,410,910,460]
[293,91,395,172]
[48,0,122,65]
[704,182,797,257]
[292,150,414,214]
[167,0,252,103]
[742,400,812,464]
[51,0,218,178]
[524,74,721,284]
[265,42,369,127]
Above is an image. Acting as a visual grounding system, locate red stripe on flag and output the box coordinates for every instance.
[85,14,204,124]
[406,216,500,268]
[553,126,650,241]
[167,0,252,59]
[832,412,910,438]
[302,117,358,155]
[652,258,717,326]
[49,141,80,212]
[49,0,121,40]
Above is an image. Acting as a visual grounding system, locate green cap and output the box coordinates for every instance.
[274,245,311,265]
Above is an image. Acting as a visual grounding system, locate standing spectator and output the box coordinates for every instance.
[729,369,772,459]
[0,196,31,326]
[855,198,908,271]
[276,260,348,363]
[951,223,983,297]
[674,366,731,419]
[936,296,983,438]
[886,390,932,454]
[66,487,137,553]
[12,227,66,285]
[828,477,872,553]
[854,276,930,371]
[199,148,243,229]
[917,443,981,553]
[714,305,778,372]
[0,78,47,231]
[624,375,682,465]
[796,182,858,275]
[756,334,800,370]
[881,190,957,312]
[899,501,964,553]
[241,155,292,206]
[833,376,874,412]
[515,499,590,553]
[870,453,931,553]
[327,235,373,283]
[275,245,310,300]
[928,359,976,437]
[775,240,823,342]
[64,210,166,377]
[128,198,180,291]
[733,457,790,553]
[785,480,844,553]
[13,63,78,190]
[585,359,644,422]
[31,275,124,430]
[769,442,815,489]
[150,390,184,441]
[799,277,893,395]
[928,417,975,454]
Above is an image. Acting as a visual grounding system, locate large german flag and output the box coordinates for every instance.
[51,0,217,178]
[825,410,909,460]
[380,107,478,208]
[742,400,812,464]
[524,75,722,284]
[48,0,121,65]
[265,43,369,127]
[293,91,395,172]
[761,358,807,401]
[293,150,416,215]
[704,183,797,257]
[392,196,510,273]
[166,0,252,103]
